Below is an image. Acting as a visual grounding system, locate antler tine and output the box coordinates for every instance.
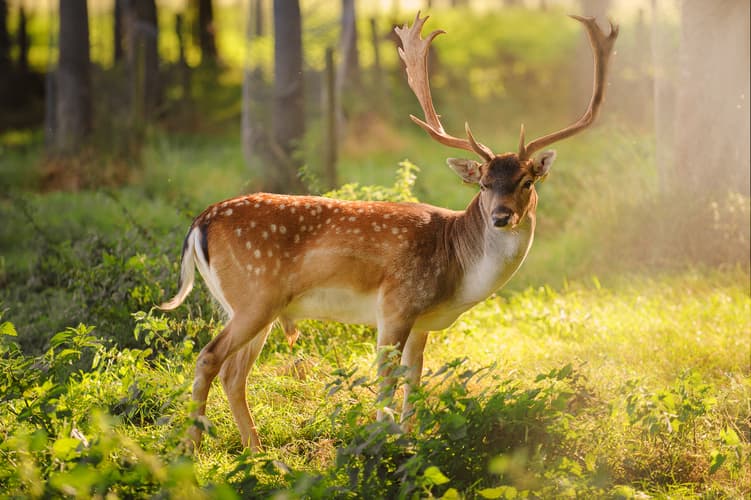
[518,15,619,160]
[396,12,494,161]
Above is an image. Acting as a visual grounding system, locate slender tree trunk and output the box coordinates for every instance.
[0,0,10,74]
[269,0,305,192]
[126,0,160,120]
[338,0,360,92]
[52,0,92,154]
[114,0,124,64]
[197,0,218,64]
[17,6,28,74]
[671,0,750,195]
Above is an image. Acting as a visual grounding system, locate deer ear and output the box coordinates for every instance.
[532,150,556,180]
[447,158,483,184]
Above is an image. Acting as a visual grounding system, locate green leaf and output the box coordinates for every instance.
[0,321,17,336]
[52,437,82,461]
[720,427,741,445]
[422,466,450,486]
[709,450,727,475]
[478,486,517,499]
[440,488,461,500]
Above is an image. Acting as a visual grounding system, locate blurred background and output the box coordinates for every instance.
[0,0,748,349]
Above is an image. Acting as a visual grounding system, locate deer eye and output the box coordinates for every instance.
[523,180,534,189]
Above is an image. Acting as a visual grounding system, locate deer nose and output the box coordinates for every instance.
[492,209,513,228]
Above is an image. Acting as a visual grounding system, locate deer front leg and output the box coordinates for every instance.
[400,330,428,430]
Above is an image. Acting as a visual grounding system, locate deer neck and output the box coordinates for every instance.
[449,194,536,305]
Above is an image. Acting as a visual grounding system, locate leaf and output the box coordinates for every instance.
[0,321,17,336]
[422,466,450,486]
[52,437,82,461]
[720,427,741,445]
[709,450,727,475]
[441,488,461,500]
[478,486,517,499]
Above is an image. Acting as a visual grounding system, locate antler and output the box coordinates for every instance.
[518,15,619,160]
[395,12,494,161]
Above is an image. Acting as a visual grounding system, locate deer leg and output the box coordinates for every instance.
[219,324,272,452]
[375,321,413,422]
[399,330,428,430]
[189,312,274,449]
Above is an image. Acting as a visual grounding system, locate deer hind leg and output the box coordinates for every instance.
[219,324,272,452]
[189,311,275,449]
[399,330,428,430]
[374,320,414,423]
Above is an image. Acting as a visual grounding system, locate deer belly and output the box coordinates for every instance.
[283,287,379,326]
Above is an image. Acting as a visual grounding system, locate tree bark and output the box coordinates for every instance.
[197,0,218,64]
[52,0,92,154]
[269,0,305,192]
[338,0,360,92]
[0,0,10,74]
[114,0,124,64]
[126,0,160,120]
[671,0,750,196]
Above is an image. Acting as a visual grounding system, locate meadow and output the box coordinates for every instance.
[1,4,750,499]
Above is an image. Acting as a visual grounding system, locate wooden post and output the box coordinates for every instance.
[324,47,338,189]
[176,13,190,102]
[369,17,383,99]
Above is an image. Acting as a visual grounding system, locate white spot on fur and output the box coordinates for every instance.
[250,221,257,228]
[391,227,399,235]
[235,228,242,237]
[224,208,233,216]
[254,249,262,258]
[262,231,269,239]
[279,225,287,234]
[270,224,277,233]
[246,241,252,250]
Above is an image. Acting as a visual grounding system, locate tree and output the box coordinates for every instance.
[196,0,218,64]
[51,0,92,153]
[267,0,305,192]
[338,0,360,93]
[114,0,124,64]
[671,0,750,196]
[0,0,10,75]
[125,0,161,120]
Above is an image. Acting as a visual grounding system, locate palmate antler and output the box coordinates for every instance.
[518,15,619,160]
[395,12,619,162]
[394,12,494,162]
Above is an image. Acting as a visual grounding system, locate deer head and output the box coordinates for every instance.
[395,13,618,230]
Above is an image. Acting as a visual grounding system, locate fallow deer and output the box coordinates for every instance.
[161,12,618,451]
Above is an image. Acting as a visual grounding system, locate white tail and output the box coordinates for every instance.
[161,13,618,452]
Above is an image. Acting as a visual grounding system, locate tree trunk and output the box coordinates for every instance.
[197,0,218,64]
[17,6,28,74]
[338,0,360,92]
[670,0,750,196]
[114,0,124,64]
[126,0,160,120]
[269,0,305,192]
[0,0,10,75]
[52,0,92,154]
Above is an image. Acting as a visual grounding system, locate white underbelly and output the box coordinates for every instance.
[283,287,378,326]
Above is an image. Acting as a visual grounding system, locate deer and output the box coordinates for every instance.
[160,12,618,452]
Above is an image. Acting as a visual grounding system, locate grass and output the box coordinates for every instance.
[45,269,747,498]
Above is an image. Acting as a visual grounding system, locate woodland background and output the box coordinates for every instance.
[0,0,749,498]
